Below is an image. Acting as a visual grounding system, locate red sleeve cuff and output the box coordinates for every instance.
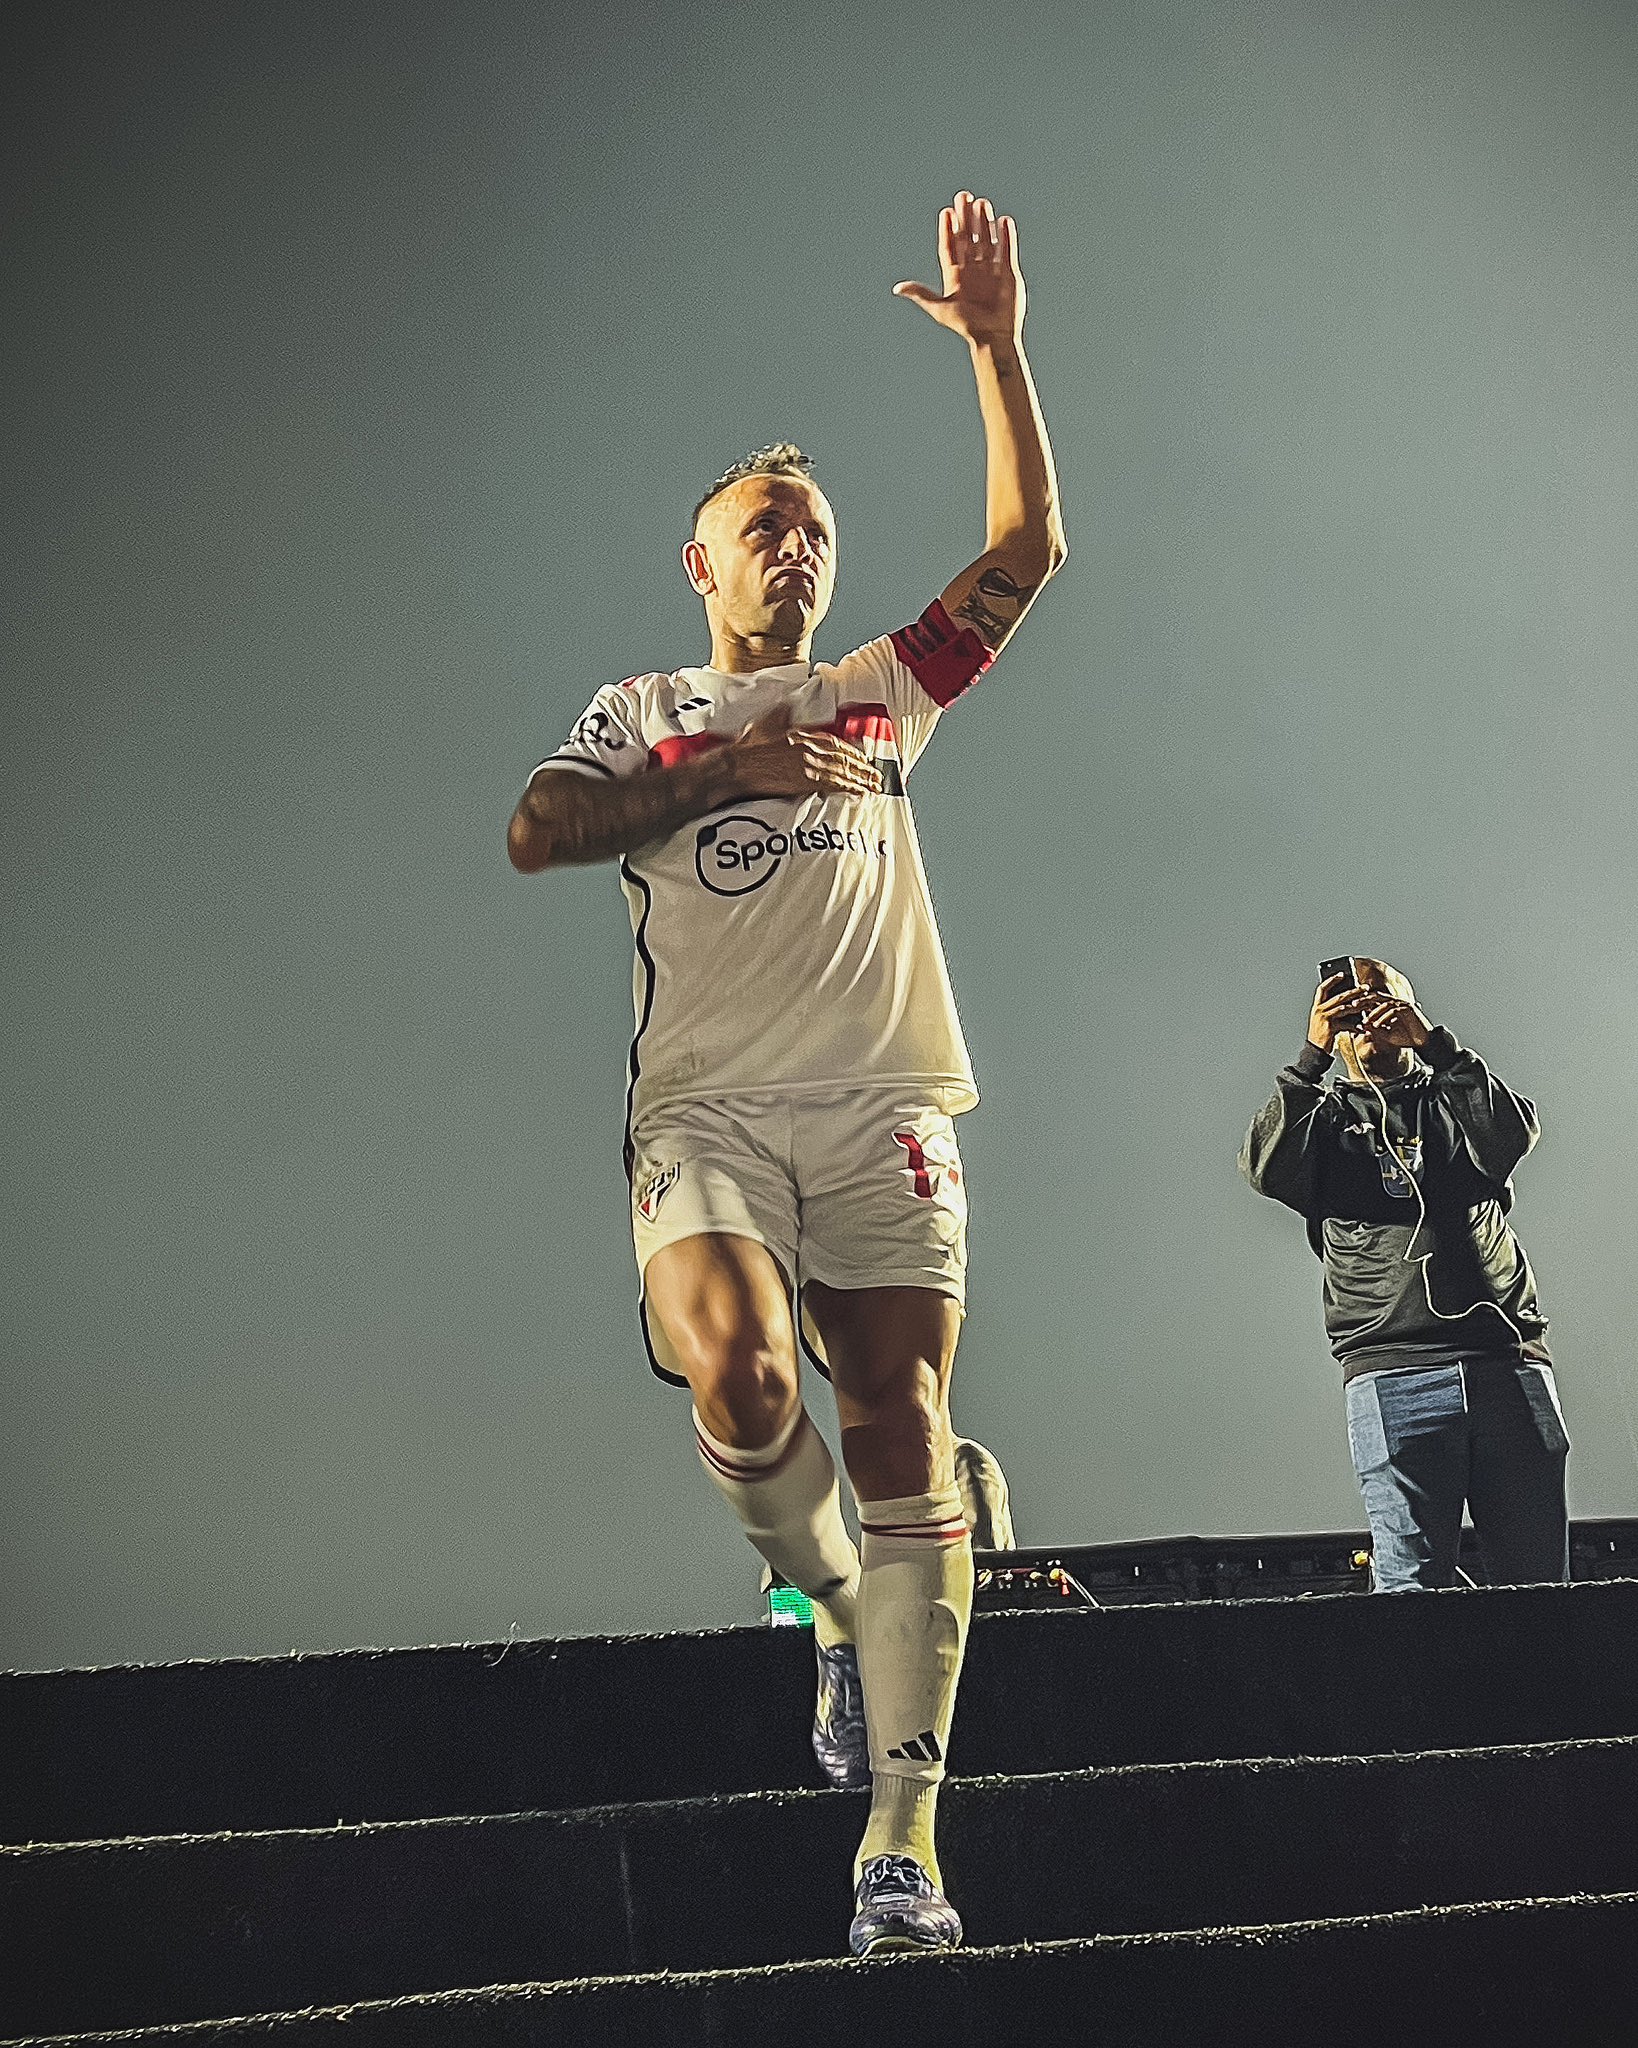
[890,599,995,708]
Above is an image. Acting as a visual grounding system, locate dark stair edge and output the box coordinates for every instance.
[9,1729,1637,1860]
[8,1890,1637,2045]
[13,1579,1638,1846]
[16,1570,1638,1686]
[4,1599,1148,1689]
[0,1626,759,1689]
[14,1735,1638,2035]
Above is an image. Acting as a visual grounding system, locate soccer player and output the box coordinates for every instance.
[507,192,1065,1955]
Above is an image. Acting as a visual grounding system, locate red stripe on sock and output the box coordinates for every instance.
[860,1519,969,1542]
[696,1419,809,1484]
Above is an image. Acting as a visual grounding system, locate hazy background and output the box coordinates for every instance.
[7,0,1637,1671]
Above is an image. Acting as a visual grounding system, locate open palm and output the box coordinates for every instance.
[895,190,1024,347]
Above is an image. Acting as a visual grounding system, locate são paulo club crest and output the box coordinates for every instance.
[635,1162,680,1222]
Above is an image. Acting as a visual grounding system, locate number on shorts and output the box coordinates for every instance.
[893,1128,935,1200]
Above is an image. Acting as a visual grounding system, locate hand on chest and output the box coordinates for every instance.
[648,674,905,799]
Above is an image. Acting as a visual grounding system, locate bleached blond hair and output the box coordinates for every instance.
[692,442,816,530]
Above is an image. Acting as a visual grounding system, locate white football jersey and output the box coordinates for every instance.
[534,600,994,1137]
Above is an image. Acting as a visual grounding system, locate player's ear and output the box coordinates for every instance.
[681,538,715,596]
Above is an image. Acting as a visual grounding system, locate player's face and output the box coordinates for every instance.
[691,475,837,642]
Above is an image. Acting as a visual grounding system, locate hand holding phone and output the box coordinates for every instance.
[1309,959,1364,1053]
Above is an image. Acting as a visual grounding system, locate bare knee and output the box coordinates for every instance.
[681,1326,800,1450]
[644,1236,799,1451]
[839,1363,952,1501]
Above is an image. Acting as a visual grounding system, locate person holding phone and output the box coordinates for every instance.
[1238,958,1570,1591]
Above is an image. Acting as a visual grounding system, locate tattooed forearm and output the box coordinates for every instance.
[954,563,1039,646]
[508,755,733,871]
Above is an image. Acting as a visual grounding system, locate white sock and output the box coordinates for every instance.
[693,1406,860,1647]
[854,1485,973,1885]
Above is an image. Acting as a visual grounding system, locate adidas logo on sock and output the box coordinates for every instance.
[886,1729,943,1764]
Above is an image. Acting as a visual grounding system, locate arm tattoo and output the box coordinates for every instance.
[954,589,1010,639]
[513,756,731,868]
[954,563,1039,645]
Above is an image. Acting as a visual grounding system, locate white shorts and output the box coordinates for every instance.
[628,1084,969,1386]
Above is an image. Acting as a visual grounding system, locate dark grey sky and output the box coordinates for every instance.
[7,0,1637,1670]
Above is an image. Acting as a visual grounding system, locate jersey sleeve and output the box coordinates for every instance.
[533,679,648,781]
[830,602,995,777]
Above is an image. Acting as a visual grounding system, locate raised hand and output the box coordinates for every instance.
[894,191,1024,348]
[1308,973,1368,1054]
[723,703,883,802]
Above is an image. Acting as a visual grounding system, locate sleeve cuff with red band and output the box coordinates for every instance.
[890,599,995,708]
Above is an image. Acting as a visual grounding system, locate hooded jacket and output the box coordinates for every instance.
[1238,1027,1551,1383]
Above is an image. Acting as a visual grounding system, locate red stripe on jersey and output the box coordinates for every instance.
[829,702,905,797]
[890,599,995,708]
[829,703,897,748]
[651,731,730,769]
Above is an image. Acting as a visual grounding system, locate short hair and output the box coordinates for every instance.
[692,442,816,529]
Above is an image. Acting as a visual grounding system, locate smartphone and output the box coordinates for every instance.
[1318,957,1357,988]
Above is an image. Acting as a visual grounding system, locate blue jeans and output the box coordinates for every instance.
[1344,1359,1570,1591]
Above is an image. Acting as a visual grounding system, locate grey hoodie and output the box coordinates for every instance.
[1239,1027,1551,1383]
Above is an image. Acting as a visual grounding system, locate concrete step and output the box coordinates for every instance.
[7,1580,1637,1843]
[9,1893,1638,2047]
[8,1736,1638,2037]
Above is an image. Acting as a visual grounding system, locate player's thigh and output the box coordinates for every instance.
[804,1280,962,1453]
[796,1094,968,1484]
[646,1229,795,1376]
[631,1104,797,1365]
[645,1232,801,1445]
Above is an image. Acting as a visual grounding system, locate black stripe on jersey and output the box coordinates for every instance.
[620,856,686,1389]
[542,753,616,778]
[620,856,658,1185]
